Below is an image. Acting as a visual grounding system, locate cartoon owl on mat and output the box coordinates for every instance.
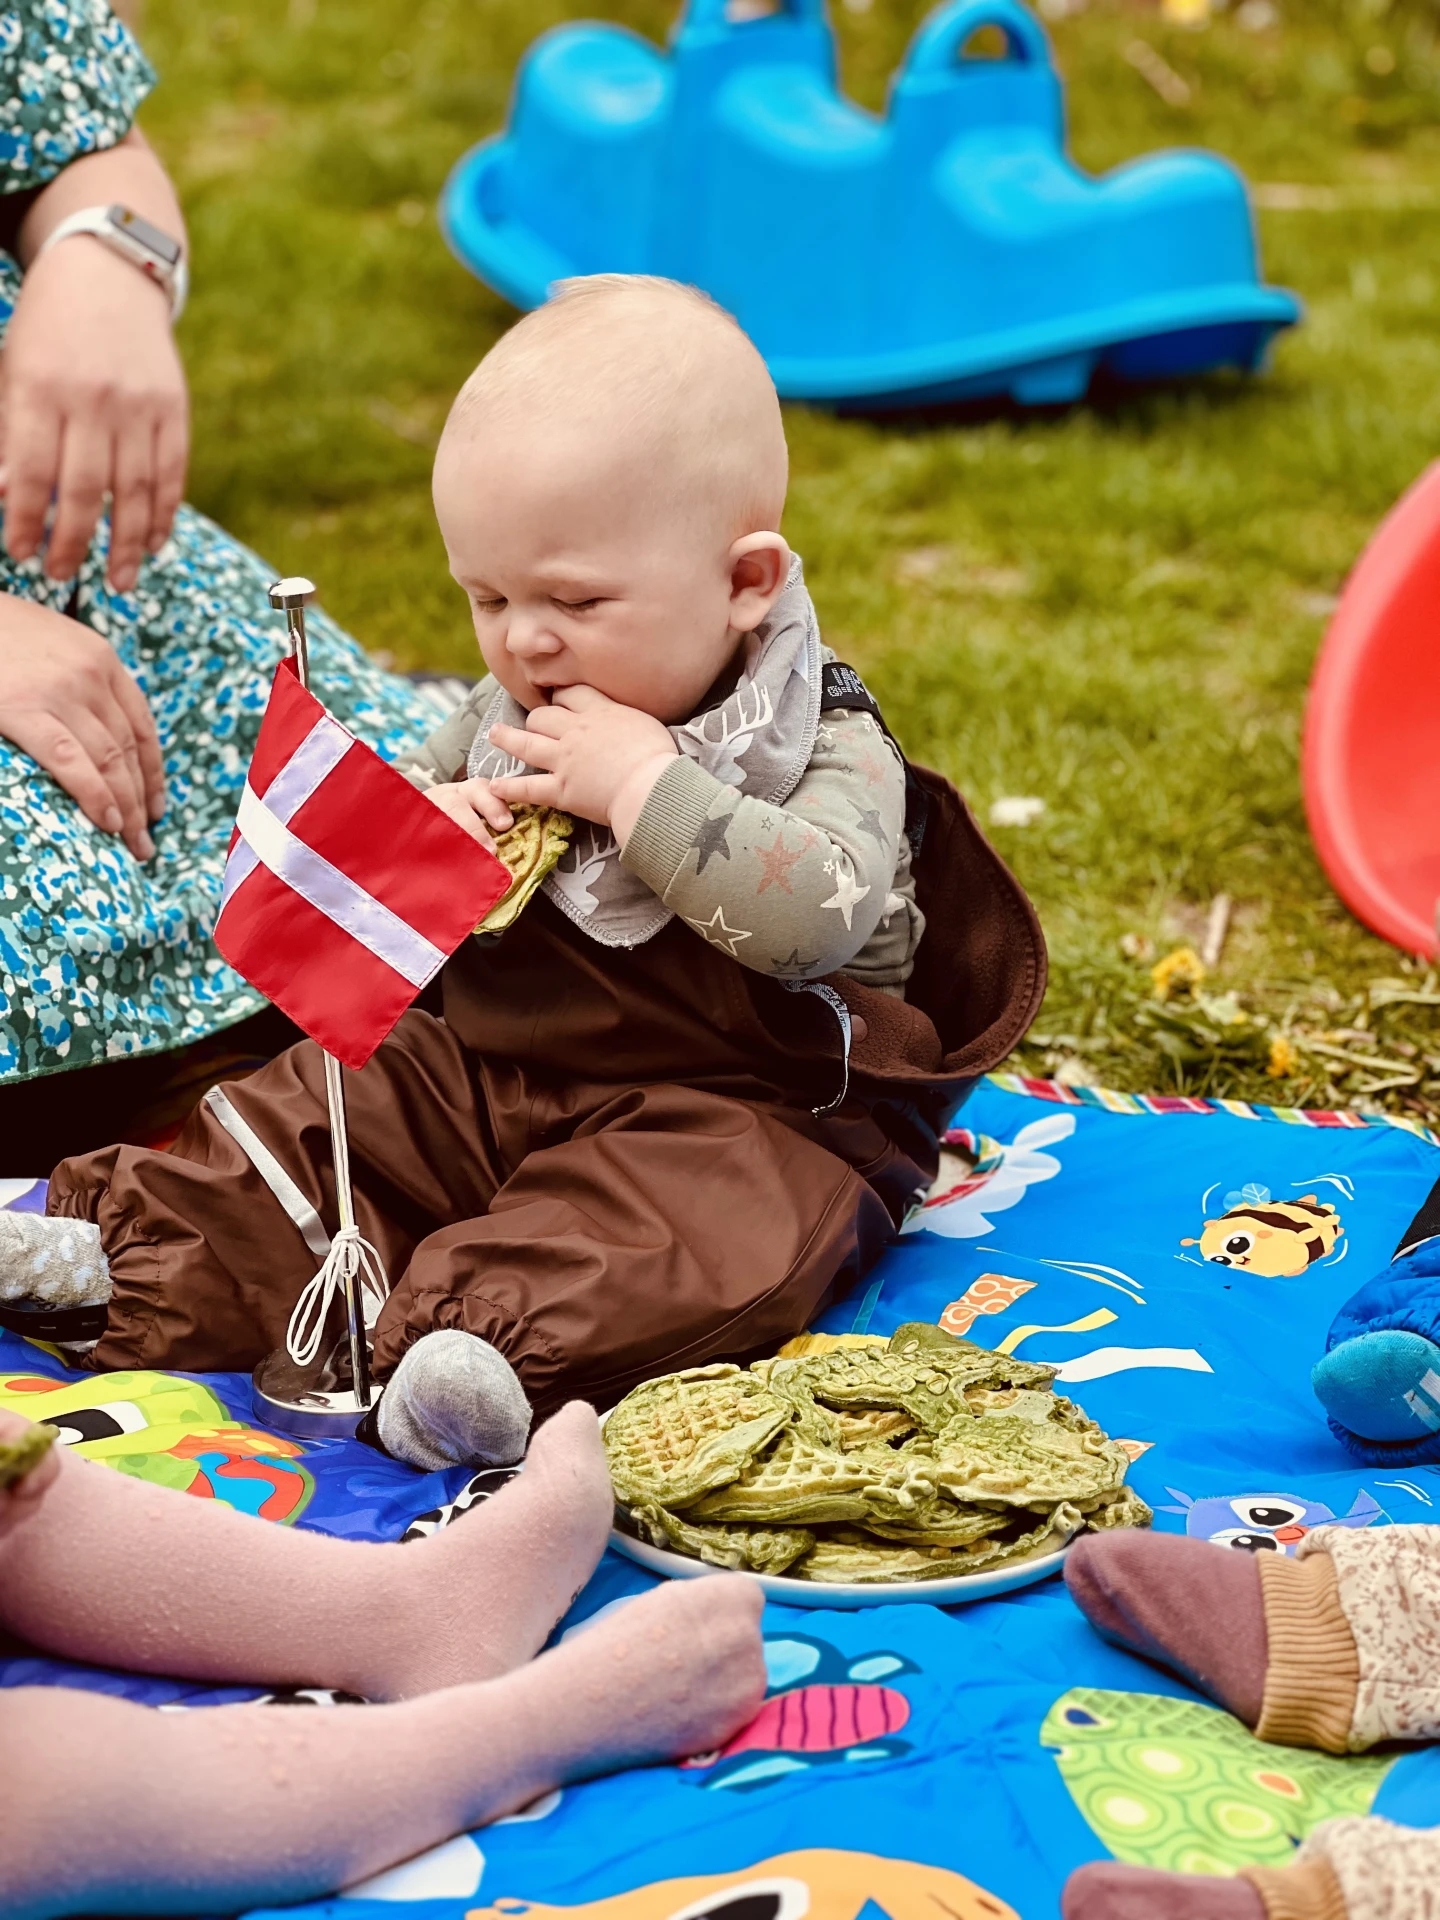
[1159,1488,1381,1554]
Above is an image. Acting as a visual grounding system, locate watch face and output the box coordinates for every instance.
[110,204,181,268]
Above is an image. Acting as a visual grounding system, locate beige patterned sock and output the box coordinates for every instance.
[0,1210,109,1308]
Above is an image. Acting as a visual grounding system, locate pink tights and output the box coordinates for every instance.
[0,1403,766,1919]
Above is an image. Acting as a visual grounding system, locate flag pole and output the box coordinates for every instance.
[266,576,372,1416]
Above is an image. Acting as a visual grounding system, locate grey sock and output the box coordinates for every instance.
[0,1213,110,1309]
[377,1329,532,1471]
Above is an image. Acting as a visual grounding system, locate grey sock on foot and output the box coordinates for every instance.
[377,1329,532,1471]
[0,1213,110,1309]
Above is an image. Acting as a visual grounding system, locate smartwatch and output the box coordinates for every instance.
[35,203,188,319]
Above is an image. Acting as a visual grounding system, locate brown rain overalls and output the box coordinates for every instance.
[48,764,1045,1417]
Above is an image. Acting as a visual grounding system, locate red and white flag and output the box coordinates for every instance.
[215,658,510,1069]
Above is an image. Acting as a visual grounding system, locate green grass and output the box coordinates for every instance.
[136,0,1440,1121]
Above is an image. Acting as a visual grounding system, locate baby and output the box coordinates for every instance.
[1,275,1045,1470]
[414,272,924,991]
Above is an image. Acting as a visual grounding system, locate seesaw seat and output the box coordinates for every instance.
[442,0,1300,409]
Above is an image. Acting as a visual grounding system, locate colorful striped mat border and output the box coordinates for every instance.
[984,1072,1440,1147]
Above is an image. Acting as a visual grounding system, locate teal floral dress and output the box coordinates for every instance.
[0,0,437,1083]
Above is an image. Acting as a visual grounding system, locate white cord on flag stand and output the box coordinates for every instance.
[267,577,390,1414]
[285,1054,390,1381]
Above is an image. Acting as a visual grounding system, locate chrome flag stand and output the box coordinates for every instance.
[250,577,388,1439]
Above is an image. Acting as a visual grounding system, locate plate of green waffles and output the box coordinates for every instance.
[603,1323,1152,1608]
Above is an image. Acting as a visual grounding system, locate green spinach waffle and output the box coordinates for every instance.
[476,805,573,935]
[0,1421,55,1490]
[605,1325,1151,1584]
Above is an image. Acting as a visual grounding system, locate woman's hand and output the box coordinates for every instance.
[487,686,677,839]
[0,240,188,593]
[0,594,165,859]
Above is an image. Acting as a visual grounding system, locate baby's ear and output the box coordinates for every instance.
[727,532,791,632]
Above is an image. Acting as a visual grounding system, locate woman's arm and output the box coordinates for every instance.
[1,127,189,592]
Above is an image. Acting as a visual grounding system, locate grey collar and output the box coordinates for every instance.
[467,553,822,947]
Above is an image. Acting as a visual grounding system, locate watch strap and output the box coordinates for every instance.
[35,203,187,320]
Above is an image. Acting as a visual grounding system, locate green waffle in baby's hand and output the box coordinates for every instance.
[476,806,573,934]
[0,1422,55,1489]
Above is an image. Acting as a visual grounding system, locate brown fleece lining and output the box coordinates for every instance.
[1255,1552,1360,1754]
[1242,1858,1349,1920]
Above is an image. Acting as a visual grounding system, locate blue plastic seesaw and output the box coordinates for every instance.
[440,0,1300,411]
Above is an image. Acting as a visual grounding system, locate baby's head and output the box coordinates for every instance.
[433,275,790,722]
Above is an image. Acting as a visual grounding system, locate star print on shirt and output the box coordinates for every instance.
[692,811,734,874]
[854,746,890,791]
[820,860,870,930]
[683,905,753,959]
[850,802,888,846]
[754,833,805,896]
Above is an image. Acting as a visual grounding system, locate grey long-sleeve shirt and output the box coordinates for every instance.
[397,675,925,995]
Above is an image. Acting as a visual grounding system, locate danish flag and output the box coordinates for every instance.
[214,659,510,1069]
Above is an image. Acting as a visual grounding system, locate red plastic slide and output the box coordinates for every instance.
[1304,460,1440,958]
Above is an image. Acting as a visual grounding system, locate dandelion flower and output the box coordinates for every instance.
[1267,1035,1298,1079]
[1150,946,1206,1002]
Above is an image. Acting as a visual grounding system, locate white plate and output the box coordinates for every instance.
[608,1525,1073,1608]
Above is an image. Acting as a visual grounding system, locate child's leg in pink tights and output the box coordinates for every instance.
[0,1402,613,1699]
[0,1576,767,1920]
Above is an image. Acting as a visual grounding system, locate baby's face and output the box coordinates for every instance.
[434,422,751,723]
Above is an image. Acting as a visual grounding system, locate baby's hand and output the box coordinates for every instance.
[487,687,676,840]
[0,1408,60,1522]
[423,776,512,849]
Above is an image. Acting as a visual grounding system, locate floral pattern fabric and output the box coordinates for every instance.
[0,1,438,1082]
[0,0,153,189]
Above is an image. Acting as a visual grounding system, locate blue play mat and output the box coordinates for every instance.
[6,1076,1440,1916]
[441,0,1301,410]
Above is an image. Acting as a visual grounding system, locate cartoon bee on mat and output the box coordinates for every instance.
[1181,1194,1343,1276]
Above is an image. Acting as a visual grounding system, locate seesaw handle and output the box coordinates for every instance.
[678,0,828,31]
[901,0,1054,78]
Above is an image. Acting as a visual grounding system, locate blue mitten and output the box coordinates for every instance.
[1313,1329,1440,1442]
[1316,1226,1440,1465]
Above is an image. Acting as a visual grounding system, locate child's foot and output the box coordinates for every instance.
[493,1573,767,1803]
[377,1328,531,1470]
[1313,1329,1440,1443]
[0,1211,109,1310]
[1063,1863,1265,1920]
[378,1401,615,1697]
[1064,1532,1267,1724]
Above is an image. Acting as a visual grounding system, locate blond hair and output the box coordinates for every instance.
[444,275,787,536]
